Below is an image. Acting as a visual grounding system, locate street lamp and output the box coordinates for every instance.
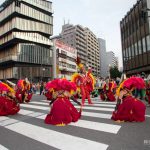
[42,68,46,82]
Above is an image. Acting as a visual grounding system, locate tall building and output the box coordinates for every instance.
[0,0,53,82]
[106,51,117,77]
[98,38,108,78]
[120,0,150,75]
[115,56,119,69]
[85,28,100,77]
[54,39,77,80]
[61,23,100,77]
[61,24,87,65]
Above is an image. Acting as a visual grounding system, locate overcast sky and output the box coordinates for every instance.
[51,0,138,68]
[0,0,138,67]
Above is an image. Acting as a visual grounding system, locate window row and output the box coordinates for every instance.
[20,3,53,24]
[0,2,53,24]
[0,17,52,37]
[0,43,52,65]
[59,62,76,70]
[123,35,150,60]
[0,32,51,45]
[0,2,15,22]
[0,33,13,45]
[19,44,52,64]
[23,0,52,11]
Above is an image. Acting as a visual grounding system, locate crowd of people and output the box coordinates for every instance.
[0,58,150,126]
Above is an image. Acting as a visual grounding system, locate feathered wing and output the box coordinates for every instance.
[71,73,81,91]
[87,71,95,91]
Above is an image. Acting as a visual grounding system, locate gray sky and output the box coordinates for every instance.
[51,0,137,68]
[0,0,137,67]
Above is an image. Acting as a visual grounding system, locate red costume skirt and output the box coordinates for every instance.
[146,90,150,104]
[111,96,146,122]
[0,96,20,116]
[106,91,116,101]
[15,91,32,103]
[25,93,33,102]
[45,97,81,125]
[45,92,53,101]
[100,93,106,101]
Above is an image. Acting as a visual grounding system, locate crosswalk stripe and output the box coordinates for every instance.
[36,114,120,134]
[82,111,112,119]
[70,120,121,134]
[0,145,9,150]
[21,104,49,110]
[76,106,114,112]
[18,109,34,115]
[86,101,116,105]
[18,109,45,118]
[80,103,115,107]
[40,99,117,105]
[25,102,114,112]
[29,101,48,105]
[0,116,9,122]
[20,105,112,120]
[30,101,115,108]
[146,115,150,118]
[0,117,19,126]
[6,122,108,150]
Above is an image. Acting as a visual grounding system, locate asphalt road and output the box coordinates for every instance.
[0,95,150,150]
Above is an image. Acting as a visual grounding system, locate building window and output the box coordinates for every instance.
[138,40,142,54]
[15,0,21,7]
[131,45,135,57]
[142,37,146,53]
[146,35,150,51]
[134,42,138,56]
[128,47,131,59]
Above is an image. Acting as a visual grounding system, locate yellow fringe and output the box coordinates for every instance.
[56,123,66,126]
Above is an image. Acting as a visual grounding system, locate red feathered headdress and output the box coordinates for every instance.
[76,57,84,70]
[116,77,145,96]
[123,77,145,90]
[0,81,15,93]
[45,78,76,93]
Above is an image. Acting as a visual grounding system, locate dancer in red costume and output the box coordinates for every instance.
[111,77,146,122]
[71,57,95,106]
[44,79,81,126]
[16,78,32,103]
[103,79,116,101]
[146,79,150,106]
[0,82,20,116]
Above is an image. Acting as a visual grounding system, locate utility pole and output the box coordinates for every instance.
[52,41,57,79]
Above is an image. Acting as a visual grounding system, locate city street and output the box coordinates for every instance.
[0,95,150,150]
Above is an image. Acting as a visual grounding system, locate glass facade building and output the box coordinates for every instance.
[0,0,53,82]
[121,0,150,75]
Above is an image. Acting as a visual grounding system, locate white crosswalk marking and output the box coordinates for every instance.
[76,106,114,112]
[82,111,112,119]
[21,103,49,110]
[36,114,121,134]
[30,101,116,107]
[1,98,121,150]
[23,102,114,112]
[0,116,9,122]
[41,99,117,105]
[6,122,108,150]
[0,145,9,150]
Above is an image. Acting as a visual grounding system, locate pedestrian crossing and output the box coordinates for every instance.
[0,98,121,150]
[0,144,9,150]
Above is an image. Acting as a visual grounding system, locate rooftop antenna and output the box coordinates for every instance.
[63,18,65,25]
